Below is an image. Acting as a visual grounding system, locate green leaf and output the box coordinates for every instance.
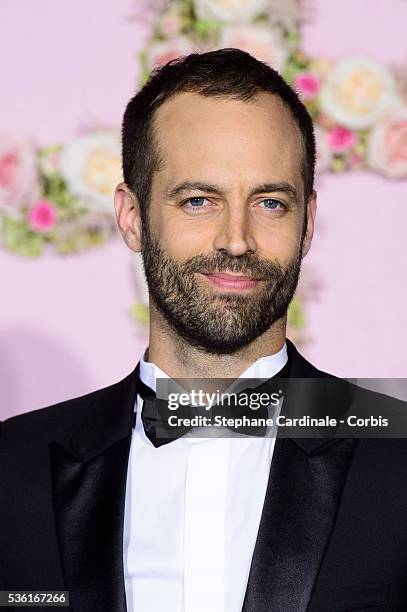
[287,296,305,329]
[194,18,221,39]
[40,172,83,215]
[0,216,44,257]
[132,302,150,325]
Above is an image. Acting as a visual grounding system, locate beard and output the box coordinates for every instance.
[140,218,304,355]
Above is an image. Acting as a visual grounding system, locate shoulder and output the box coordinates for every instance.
[0,370,135,445]
[288,340,407,436]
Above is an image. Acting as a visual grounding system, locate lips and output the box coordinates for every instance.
[202,272,261,280]
[200,272,261,290]
[207,273,259,280]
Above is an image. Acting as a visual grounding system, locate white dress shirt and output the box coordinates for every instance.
[123,342,288,612]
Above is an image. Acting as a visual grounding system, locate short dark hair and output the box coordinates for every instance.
[122,48,316,224]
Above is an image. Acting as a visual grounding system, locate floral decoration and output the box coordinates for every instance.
[367,107,407,178]
[319,57,400,130]
[0,138,40,216]
[0,134,120,257]
[194,0,270,24]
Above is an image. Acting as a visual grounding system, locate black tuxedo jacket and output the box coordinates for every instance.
[1,339,407,611]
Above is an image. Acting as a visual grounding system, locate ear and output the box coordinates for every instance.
[114,182,142,252]
[301,190,317,259]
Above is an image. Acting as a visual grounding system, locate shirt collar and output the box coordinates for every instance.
[139,341,288,392]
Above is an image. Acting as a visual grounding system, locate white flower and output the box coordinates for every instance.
[314,127,333,174]
[59,131,122,212]
[144,37,199,71]
[320,57,401,130]
[217,24,288,72]
[268,0,304,33]
[367,107,407,179]
[194,0,269,23]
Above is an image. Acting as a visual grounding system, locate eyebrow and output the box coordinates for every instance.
[166,181,299,203]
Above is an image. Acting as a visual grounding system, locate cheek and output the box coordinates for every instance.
[260,233,300,263]
[151,211,215,259]
[257,214,303,259]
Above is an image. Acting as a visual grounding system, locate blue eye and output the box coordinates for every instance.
[181,197,285,213]
[182,197,210,211]
[261,198,284,210]
[187,197,207,207]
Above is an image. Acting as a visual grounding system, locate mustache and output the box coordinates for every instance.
[181,252,286,280]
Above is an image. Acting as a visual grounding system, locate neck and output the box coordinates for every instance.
[145,302,287,379]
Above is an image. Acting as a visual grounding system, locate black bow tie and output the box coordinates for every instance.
[134,360,290,447]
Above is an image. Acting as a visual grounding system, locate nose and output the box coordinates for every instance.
[212,203,257,256]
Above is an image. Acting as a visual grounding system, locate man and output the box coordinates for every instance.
[1,49,407,611]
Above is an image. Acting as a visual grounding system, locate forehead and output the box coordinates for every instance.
[152,91,304,186]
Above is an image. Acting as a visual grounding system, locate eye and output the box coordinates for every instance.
[259,198,286,211]
[182,197,210,211]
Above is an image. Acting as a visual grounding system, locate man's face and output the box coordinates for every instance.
[137,91,316,354]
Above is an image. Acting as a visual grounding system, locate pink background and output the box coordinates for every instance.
[1,0,407,419]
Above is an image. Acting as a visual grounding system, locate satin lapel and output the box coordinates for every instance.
[48,367,139,612]
[242,437,357,612]
[242,339,358,612]
[49,436,131,612]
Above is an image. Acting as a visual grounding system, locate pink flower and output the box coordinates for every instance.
[145,38,196,71]
[0,138,39,213]
[27,199,57,232]
[160,15,181,36]
[294,72,321,100]
[159,5,183,36]
[0,152,18,186]
[368,108,407,178]
[386,121,407,164]
[327,126,358,152]
[350,153,363,167]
